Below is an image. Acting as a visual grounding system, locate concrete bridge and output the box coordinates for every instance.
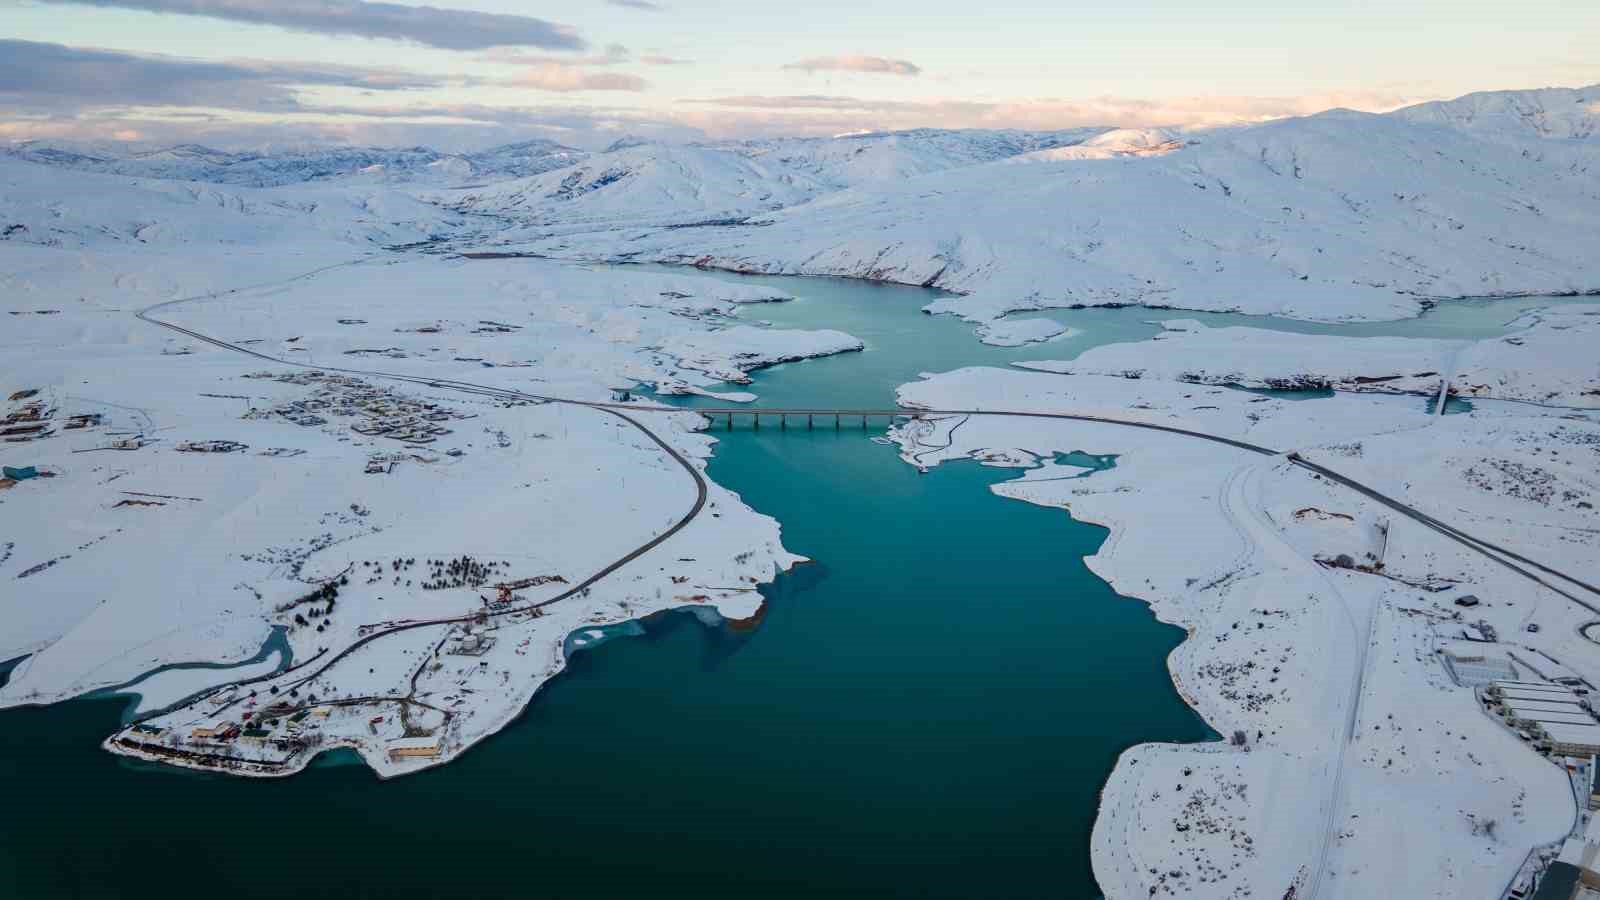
[687,408,916,431]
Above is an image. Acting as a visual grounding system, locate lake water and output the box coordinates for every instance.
[0,272,1576,899]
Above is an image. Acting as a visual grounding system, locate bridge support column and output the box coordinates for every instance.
[754,413,760,431]
[780,414,786,430]
[727,412,733,431]
[834,414,840,430]
[862,415,868,430]
[808,414,813,430]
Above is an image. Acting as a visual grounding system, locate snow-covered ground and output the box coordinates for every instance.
[0,164,864,778]
[889,365,1599,899]
[4,81,1600,897]
[1018,305,1600,407]
[975,316,1076,347]
[446,85,1600,334]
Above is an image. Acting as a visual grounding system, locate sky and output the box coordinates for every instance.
[2,0,1597,150]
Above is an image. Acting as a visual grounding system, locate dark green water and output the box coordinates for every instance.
[0,449,1199,900]
[0,271,1568,900]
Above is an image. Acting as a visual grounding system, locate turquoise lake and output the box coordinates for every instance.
[0,271,1578,899]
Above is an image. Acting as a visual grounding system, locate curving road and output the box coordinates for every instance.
[134,272,1600,698]
[130,262,1600,890]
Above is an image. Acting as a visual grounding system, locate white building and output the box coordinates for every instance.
[1443,649,1517,686]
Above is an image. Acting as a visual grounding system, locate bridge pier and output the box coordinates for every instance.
[808,414,813,430]
[780,414,786,430]
[834,413,840,430]
[862,414,868,430]
[726,412,733,431]
[753,412,760,431]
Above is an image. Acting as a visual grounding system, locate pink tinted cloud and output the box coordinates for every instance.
[782,55,921,77]
[513,63,648,92]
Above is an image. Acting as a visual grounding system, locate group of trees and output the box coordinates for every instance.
[288,577,343,629]
[422,555,509,591]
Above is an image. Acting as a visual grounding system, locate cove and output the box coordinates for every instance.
[86,625,293,725]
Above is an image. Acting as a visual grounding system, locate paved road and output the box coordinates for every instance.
[129,262,1600,821]
[1289,454,1600,611]
[134,275,711,726]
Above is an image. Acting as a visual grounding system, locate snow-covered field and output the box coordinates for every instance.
[889,368,1599,899]
[4,81,1600,898]
[0,189,859,776]
[1018,306,1600,407]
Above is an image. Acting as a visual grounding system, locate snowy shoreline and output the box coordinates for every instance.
[887,365,1596,899]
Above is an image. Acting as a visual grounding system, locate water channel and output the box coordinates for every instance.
[0,271,1582,899]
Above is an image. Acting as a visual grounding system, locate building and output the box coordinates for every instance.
[386,737,442,762]
[176,440,246,453]
[1508,710,1596,730]
[1504,699,1591,719]
[1538,723,1600,757]
[130,723,167,742]
[1588,757,1600,812]
[3,465,39,481]
[1530,861,1581,900]
[190,722,239,742]
[1444,649,1517,686]
[1490,682,1588,703]
[1456,594,1482,607]
[447,630,495,656]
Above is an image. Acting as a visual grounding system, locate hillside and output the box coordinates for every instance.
[0,139,586,188]
[469,86,1600,323]
[0,156,464,250]
[715,127,1111,188]
[444,142,827,229]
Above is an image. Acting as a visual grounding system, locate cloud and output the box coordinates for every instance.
[36,0,584,51]
[782,55,921,77]
[681,90,1429,134]
[484,44,630,68]
[0,39,1444,156]
[512,63,649,93]
[639,54,691,66]
[0,100,707,152]
[606,0,664,10]
[0,39,442,114]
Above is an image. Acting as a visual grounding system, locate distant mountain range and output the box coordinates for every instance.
[0,138,586,188]
[5,84,1596,321]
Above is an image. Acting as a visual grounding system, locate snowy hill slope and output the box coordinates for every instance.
[1393,84,1599,142]
[1006,128,1187,161]
[0,139,586,188]
[566,94,1600,322]
[0,157,464,249]
[716,127,1112,188]
[444,142,826,228]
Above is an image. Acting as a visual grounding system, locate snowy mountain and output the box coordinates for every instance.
[1392,84,1599,142]
[0,156,464,250]
[7,84,1597,323]
[713,127,1112,188]
[439,127,1129,234]
[451,86,1600,323]
[444,142,826,229]
[0,139,587,188]
[460,139,588,181]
